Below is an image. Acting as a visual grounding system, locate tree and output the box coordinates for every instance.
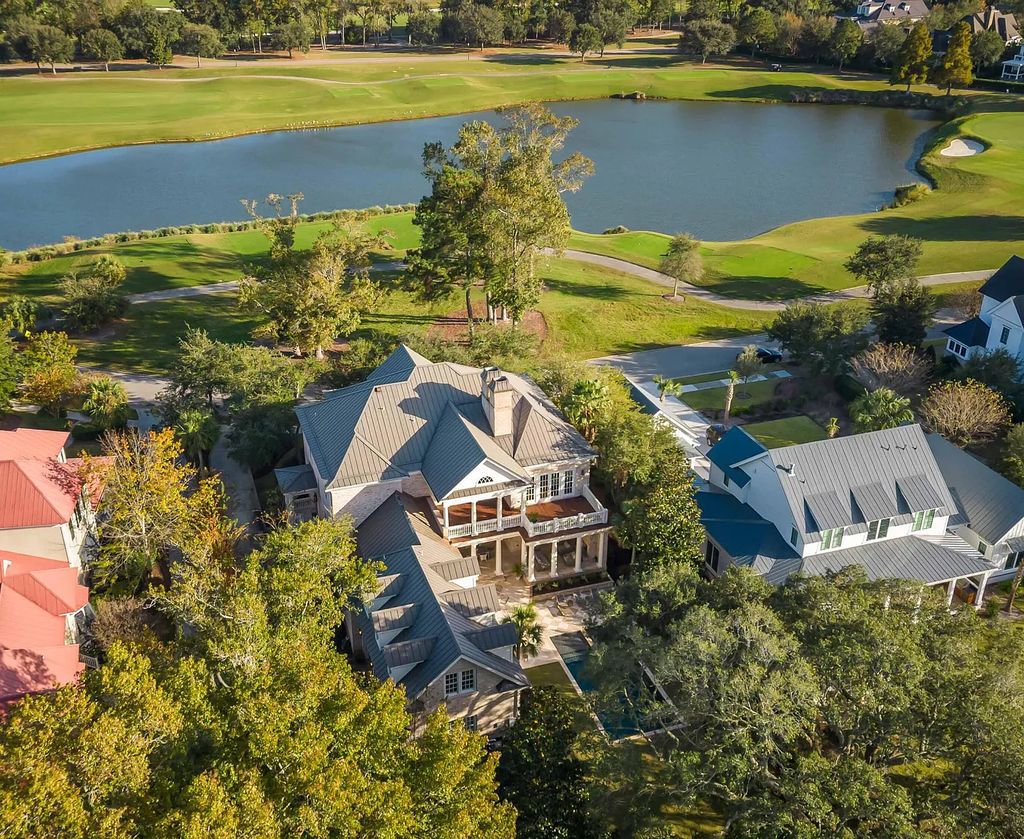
[845,235,923,293]
[828,18,861,70]
[920,378,1011,447]
[548,8,575,42]
[733,344,763,386]
[971,28,1006,71]
[571,21,602,60]
[81,27,123,70]
[954,347,1023,402]
[737,6,775,57]
[178,22,223,67]
[560,376,610,442]
[0,296,37,336]
[1003,423,1024,488]
[767,302,869,375]
[685,0,720,22]
[20,330,81,416]
[659,232,702,299]
[892,19,931,90]
[175,405,220,473]
[145,29,173,67]
[797,15,834,63]
[239,206,387,358]
[0,334,19,414]
[450,0,504,48]
[497,687,598,839]
[59,255,128,332]
[19,23,73,73]
[653,374,683,403]
[407,8,441,43]
[501,603,543,660]
[591,0,632,56]
[679,19,736,63]
[937,21,973,94]
[722,369,739,423]
[870,21,905,66]
[0,517,516,838]
[849,386,914,432]
[872,276,935,347]
[275,16,312,56]
[618,456,704,569]
[849,342,932,395]
[82,376,129,430]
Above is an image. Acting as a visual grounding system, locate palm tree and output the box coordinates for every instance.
[850,387,914,433]
[659,232,703,299]
[653,374,684,404]
[562,378,609,441]
[83,376,129,430]
[501,603,543,662]
[723,370,740,424]
[176,407,220,474]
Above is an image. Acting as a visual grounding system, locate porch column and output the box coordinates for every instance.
[598,531,608,570]
[443,503,449,530]
[946,578,957,607]
[550,541,558,576]
[495,538,503,576]
[470,542,477,559]
[575,535,583,573]
[976,571,993,608]
[496,494,503,527]
[471,500,477,535]
[527,543,536,582]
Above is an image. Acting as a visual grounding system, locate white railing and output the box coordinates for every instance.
[447,523,474,538]
[524,507,608,537]
[501,513,525,530]
[475,518,498,535]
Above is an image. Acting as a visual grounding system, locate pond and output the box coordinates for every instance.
[0,100,938,251]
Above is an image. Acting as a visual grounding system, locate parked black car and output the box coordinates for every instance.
[754,346,783,363]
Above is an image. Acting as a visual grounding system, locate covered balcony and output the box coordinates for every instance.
[438,484,608,542]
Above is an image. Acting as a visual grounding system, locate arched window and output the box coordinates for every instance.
[477,476,494,484]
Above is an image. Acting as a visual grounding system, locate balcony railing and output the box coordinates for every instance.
[524,509,608,537]
[440,492,608,540]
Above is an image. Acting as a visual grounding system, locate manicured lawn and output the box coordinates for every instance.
[680,376,789,413]
[0,58,939,165]
[743,416,828,448]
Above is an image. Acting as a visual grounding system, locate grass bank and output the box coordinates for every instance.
[0,57,933,164]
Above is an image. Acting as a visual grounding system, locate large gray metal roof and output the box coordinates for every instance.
[926,433,1024,544]
[355,493,528,700]
[799,535,992,584]
[296,345,593,492]
[762,425,957,540]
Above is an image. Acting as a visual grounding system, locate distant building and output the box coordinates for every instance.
[968,6,1020,44]
[839,0,929,33]
[944,255,1024,362]
[697,424,1001,607]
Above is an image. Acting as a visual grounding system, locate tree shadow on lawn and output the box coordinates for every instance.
[542,277,634,300]
[698,273,828,300]
[859,214,1024,242]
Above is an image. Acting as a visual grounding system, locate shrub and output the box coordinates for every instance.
[834,373,867,402]
[891,183,931,207]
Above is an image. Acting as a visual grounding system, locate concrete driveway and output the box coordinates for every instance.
[591,334,775,380]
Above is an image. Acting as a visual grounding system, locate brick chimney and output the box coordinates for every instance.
[481,367,514,437]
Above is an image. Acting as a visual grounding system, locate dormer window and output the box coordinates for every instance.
[867,518,890,541]
[912,509,935,532]
[790,527,799,547]
[821,527,845,550]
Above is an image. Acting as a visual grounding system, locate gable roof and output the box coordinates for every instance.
[764,425,958,540]
[707,427,767,488]
[944,316,991,348]
[355,493,528,700]
[926,433,1024,544]
[295,346,593,492]
[978,255,1024,302]
[0,549,88,704]
[967,7,1020,42]
[0,428,83,530]
[696,491,799,568]
[0,429,68,462]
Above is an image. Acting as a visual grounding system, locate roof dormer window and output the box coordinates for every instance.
[912,509,935,532]
[821,527,845,550]
[867,518,890,541]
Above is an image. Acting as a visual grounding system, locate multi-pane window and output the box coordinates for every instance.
[1001,326,1011,345]
[1005,551,1023,571]
[867,518,890,541]
[563,469,574,495]
[525,482,536,503]
[821,527,844,550]
[464,715,478,732]
[948,340,968,358]
[445,673,459,696]
[550,472,561,497]
[912,509,936,532]
[461,669,475,692]
[705,541,721,573]
[539,473,550,499]
[978,540,990,555]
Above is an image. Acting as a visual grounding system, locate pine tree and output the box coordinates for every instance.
[891,20,932,91]
[937,21,973,95]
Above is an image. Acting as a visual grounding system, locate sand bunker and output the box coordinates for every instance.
[940,138,985,157]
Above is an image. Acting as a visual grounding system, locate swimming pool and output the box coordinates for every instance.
[551,631,643,740]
